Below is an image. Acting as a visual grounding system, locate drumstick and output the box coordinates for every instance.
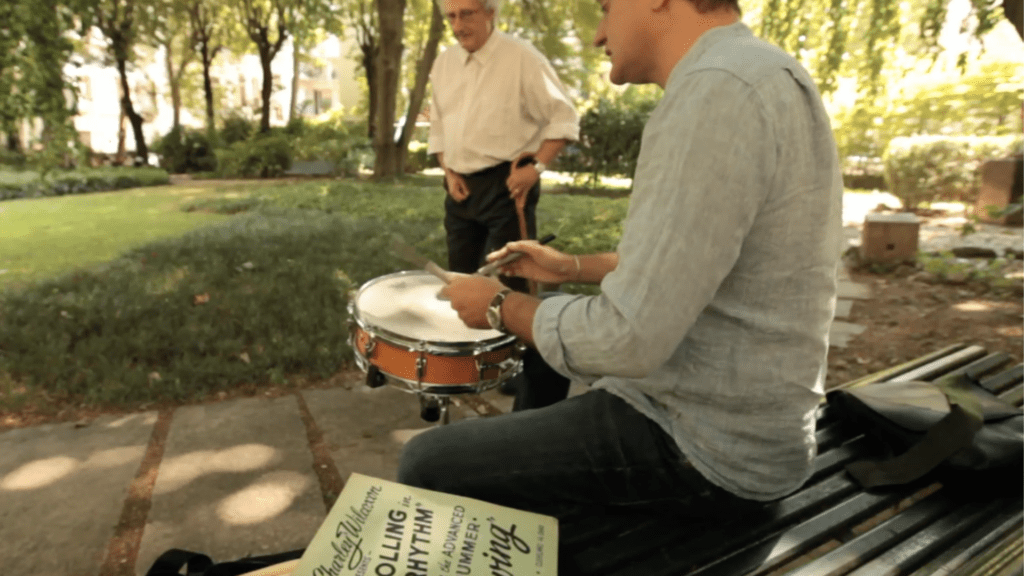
[391,239,454,284]
[476,233,556,277]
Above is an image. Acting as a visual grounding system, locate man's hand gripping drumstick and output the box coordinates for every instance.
[442,239,584,346]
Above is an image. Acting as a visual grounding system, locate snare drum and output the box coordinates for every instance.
[348,271,522,396]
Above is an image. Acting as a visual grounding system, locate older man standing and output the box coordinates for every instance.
[429,0,580,294]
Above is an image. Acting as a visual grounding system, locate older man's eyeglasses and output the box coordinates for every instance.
[445,7,482,22]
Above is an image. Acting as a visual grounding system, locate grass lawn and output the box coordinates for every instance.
[0,181,279,290]
[0,175,629,416]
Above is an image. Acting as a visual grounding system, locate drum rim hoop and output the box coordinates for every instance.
[349,270,516,353]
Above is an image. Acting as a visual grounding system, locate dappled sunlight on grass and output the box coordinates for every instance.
[145,265,192,296]
[0,184,236,290]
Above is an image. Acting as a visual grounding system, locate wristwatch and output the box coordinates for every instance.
[486,288,513,333]
[533,161,546,175]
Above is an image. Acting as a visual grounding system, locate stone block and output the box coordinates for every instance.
[861,212,920,264]
[974,158,1023,226]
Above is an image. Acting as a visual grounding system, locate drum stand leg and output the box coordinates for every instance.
[439,396,451,425]
[419,395,452,425]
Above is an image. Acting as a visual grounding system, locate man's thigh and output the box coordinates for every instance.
[397,390,713,516]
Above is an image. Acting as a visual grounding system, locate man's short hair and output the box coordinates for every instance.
[689,0,741,15]
[436,0,503,19]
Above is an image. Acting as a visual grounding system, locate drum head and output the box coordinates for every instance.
[354,271,507,344]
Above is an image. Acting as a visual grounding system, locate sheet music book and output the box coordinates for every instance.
[288,473,559,576]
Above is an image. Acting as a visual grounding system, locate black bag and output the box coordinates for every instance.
[826,370,1024,488]
[145,548,304,576]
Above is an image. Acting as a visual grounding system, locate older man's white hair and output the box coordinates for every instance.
[437,0,504,19]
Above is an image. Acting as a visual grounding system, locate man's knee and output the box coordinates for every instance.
[396,428,450,489]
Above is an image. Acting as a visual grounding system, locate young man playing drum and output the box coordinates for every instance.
[398,0,843,524]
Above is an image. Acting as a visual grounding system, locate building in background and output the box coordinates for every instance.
[65,34,362,160]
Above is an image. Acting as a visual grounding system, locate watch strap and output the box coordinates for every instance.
[488,288,513,332]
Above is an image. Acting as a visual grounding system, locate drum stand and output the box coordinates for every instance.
[365,365,453,425]
[419,395,451,425]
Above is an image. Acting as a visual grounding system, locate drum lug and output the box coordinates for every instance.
[416,353,427,386]
[364,337,376,359]
[366,365,387,388]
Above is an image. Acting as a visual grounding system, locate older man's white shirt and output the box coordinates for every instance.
[428,30,579,175]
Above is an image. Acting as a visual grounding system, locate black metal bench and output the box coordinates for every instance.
[558,344,1024,576]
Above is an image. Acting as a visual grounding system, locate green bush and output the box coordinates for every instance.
[216,131,294,178]
[558,88,659,184]
[0,167,170,201]
[219,113,255,146]
[153,126,218,174]
[405,141,435,174]
[833,61,1023,162]
[0,148,27,169]
[290,112,371,177]
[882,135,1022,209]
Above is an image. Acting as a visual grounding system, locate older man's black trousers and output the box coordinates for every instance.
[444,161,539,293]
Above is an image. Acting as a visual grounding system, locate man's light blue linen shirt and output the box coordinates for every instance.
[532,22,844,501]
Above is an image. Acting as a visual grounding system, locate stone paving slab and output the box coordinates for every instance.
[134,397,324,575]
[829,320,868,348]
[834,299,854,319]
[0,413,156,576]
[303,384,446,484]
[837,280,871,300]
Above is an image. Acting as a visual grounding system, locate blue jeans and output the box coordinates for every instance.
[397,379,754,521]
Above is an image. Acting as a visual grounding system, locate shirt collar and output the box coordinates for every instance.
[460,28,502,65]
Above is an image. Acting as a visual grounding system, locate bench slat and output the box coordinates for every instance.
[890,346,988,383]
[943,352,1014,381]
[782,490,958,576]
[844,498,1012,576]
[980,364,1023,394]
[691,482,942,576]
[908,507,1024,576]
[570,473,861,575]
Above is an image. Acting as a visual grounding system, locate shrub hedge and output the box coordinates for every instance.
[882,135,1022,209]
[0,167,171,201]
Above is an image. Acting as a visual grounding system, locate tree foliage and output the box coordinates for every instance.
[0,0,79,169]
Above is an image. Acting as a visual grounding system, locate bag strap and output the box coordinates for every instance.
[145,549,213,576]
[145,548,304,576]
[846,403,984,488]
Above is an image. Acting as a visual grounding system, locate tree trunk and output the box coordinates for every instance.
[289,42,300,122]
[202,47,216,131]
[6,131,20,153]
[165,42,181,130]
[1005,0,1023,39]
[396,0,444,174]
[259,45,273,132]
[360,38,378,140]
[116,55,148,164]
[373,0,406,178]
[116,103,126,165]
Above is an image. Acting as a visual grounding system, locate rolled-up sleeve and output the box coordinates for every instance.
[533,70,777,381]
